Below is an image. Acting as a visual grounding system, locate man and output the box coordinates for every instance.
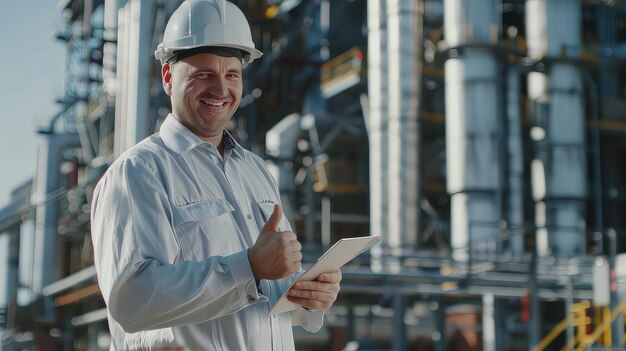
[90,1,341,350]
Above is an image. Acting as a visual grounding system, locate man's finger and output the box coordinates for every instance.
[261,204,282,232]
[316,270,342,283]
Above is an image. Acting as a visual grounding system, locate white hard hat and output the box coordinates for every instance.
[154,0,263,66]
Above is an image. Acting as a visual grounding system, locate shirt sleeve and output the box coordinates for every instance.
[91,156,265,334]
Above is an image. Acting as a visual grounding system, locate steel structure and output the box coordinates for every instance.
[1,0,626,350]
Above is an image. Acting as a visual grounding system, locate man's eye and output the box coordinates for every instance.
[193,72,212,79]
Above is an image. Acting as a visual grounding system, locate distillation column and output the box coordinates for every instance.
[386,0,421,267]
[444,0,502,261]
[368,0,422,271]
[526,0,586,257]
[32,133,80,321]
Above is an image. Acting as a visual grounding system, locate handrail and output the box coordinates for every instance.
[320,47,363,74]
[561,303,596,351]
[573,297,626,351]
[531,315,575,351]
[532,300,590,351]
[532,297,626,351]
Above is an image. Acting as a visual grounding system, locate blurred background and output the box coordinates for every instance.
[1,0,626,350]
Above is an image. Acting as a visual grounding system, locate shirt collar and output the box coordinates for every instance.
[159,114,246,159]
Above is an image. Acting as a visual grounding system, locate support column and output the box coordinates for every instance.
[612,251,626,347]
[0,227,20,351]
[433,296,447,351]
[392,293,406,351]
[528,249,541,349]
[483,294,496,351]
[482,295,509,351]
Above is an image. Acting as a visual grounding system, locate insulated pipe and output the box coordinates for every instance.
[103,0,125,96]
[386,0,422,268]
[444,0,502,261]
[114,5,130,157]
[367,0,388,271]
[17,220,36,305]
[125,0,153,149]
[32,133,80,302]
[506,66,525,257]
[74,0,96,163]
[526,0,586,257]
[114,0,153,156]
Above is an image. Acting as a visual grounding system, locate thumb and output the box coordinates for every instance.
[261,204,282,233]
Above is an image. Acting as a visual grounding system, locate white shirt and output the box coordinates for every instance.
[91,114,323,350]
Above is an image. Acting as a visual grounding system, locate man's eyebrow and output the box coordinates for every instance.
[192,64,240,71]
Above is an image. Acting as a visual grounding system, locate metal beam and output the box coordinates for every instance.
[42,265,97,296]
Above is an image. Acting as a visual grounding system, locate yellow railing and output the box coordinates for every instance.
[531,301,587,351]
[532,297,626,351]
[573,297,626,351]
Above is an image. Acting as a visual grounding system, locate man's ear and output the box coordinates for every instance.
[162,63,173,96]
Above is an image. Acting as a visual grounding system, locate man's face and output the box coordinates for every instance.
[162,53,243,141]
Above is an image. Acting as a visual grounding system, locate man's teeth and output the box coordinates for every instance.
[202,100,224,107]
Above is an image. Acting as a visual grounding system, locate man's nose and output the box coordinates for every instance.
[208,76,229,96]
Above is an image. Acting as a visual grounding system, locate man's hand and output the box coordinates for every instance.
[248,204,302,280]
[286,270,342,311]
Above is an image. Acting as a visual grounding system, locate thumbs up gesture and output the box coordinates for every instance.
[248,204,302,280]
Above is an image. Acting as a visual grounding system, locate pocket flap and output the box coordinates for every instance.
[257,201,277,220]
[256,201,290,232]
[173,198,234,225]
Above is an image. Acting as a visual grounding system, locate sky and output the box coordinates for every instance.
[0,1,66,208]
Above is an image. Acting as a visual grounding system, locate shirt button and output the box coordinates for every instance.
[247,294,256,302]
[247,214,252,219]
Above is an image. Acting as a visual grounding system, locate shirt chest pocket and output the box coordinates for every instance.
[255,201,292,233]
[172,199,240,260]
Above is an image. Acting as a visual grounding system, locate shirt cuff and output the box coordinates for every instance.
[291,308,324,332]
[225,249,255,285]
[225,249,265,305]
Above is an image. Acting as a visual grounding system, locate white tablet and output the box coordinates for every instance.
[268,235,381,316]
